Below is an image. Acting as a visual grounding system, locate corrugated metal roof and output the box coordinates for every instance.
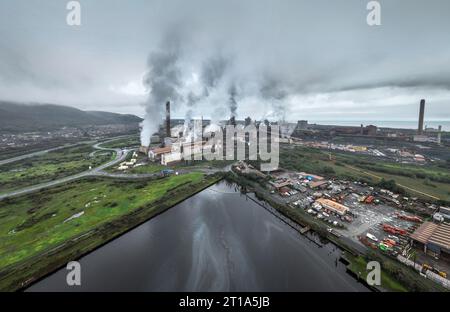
[150,147,172,155]
[429,223,450,251]
[316,198,349,215]
[310,180,328,188]
[410,222,450,251]
[410,222,438,244]
[269,181,291,189]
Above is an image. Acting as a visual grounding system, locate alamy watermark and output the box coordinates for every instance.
[66,1,381,27]
[66,1,81,26]
[66,261,81,286]
[366,261,381,286]
[367,1,382,26]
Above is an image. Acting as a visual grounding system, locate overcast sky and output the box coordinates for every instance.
[1,0,449,123]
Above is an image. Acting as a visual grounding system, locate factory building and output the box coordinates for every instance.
[297,120,309,130]
[413,132,443,144]
[148,146,172,162]
[139,99,213,166]
[410,221,450,260]
[148,140,208,166]
[309,180,329,189]
[329,124,378,136]
[365,125,378,136]
[180,141,204,160]
[161,151,182,166]
[412,99,443,144]
[269,180,292,190]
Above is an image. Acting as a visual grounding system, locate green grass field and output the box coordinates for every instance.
[0,172,203,268]
[0,172,221,290]
[99,136,140,149]
[344,253,408,292]
[128,163,167,174]
[344,252,447,292]
[0,145,113,193]
[109,158,233,175]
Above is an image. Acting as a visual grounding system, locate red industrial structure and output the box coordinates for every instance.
[382,224,408,236]
[395,212,423,223]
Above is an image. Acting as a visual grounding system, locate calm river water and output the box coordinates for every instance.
[28,181,368,291]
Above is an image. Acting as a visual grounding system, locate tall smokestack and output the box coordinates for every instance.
[418,99,425,135]
[437,125,442,144]
[166,101,171,138]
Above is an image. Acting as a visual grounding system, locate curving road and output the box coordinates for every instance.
[0,134,136,167]
[0,137,230,200]
[0,138,132,200]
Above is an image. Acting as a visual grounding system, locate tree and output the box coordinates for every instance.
[377,178,405,194]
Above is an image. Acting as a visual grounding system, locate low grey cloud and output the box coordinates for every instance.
[0,0,449,123]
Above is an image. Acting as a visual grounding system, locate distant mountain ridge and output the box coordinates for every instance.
[0,101,142,133]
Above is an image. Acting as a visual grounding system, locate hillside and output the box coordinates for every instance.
[0,102,142,133]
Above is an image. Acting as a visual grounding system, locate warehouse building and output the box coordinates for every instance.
[315,198,350,216]
[410,222,450,260]
[309,180,329,189]
[269,180,292,190]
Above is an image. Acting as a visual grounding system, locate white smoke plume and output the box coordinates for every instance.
[183,56,229,139]
[139,26,299,146]
[140,32,183,146]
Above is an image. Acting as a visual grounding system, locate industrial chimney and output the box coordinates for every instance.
[437,125,442,144]
[418,99,425,135]
[165,101,171,138]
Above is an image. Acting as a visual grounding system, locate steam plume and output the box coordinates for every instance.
[228,83,238,118]
[140,34,182,146]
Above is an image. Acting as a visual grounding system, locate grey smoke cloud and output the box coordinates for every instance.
[141,31,183,146]
[228,84,238,118]
[185,56,229,123]
[0,0,450,123]
[201,56,229,95]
